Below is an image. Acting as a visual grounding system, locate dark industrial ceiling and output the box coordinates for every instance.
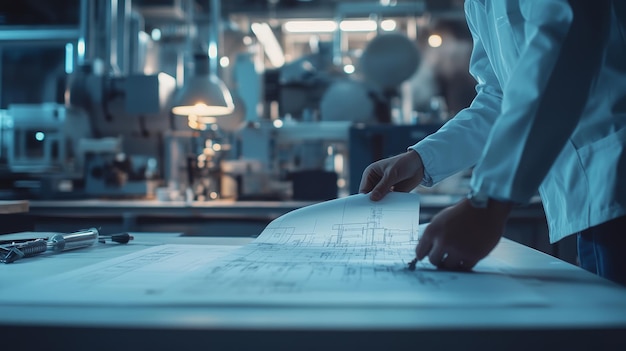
[0,0,463,26]
[0,0,81,25]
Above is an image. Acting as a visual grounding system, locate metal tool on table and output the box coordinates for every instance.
[0,228,133,263]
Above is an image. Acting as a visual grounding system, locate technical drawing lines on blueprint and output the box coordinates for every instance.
[257,193,420,249]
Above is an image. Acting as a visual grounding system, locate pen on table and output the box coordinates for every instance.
[98,232,134,244]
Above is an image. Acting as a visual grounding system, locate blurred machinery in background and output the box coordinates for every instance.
[230,119,350,200]
[163,123,231,202]
[263,3,424,125]
[227,2,427,201]
[0,76,173,200]
[0,104,90,197]
[0,0,176,199]
[0,0,459,201]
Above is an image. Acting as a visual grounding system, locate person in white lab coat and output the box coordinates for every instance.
[359,0,626,285]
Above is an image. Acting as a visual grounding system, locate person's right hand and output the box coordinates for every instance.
[359,150,425,201]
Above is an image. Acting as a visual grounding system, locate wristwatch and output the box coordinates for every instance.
[466,190,490,208]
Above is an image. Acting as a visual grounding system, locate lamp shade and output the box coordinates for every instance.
[171,73,235,116]
[172,0,233,117]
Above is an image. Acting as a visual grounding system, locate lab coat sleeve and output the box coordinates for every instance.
[470,0,610,204]
[410,7,502,187]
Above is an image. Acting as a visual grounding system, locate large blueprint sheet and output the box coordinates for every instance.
[0,193,544,307]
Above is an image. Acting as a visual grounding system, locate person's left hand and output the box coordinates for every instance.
[415,198,513,271]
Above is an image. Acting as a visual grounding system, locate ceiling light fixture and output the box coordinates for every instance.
[171,0,234,117]
[251,22,286,67]
[283,20,379,33]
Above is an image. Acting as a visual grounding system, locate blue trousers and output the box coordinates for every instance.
[577,215,626,286]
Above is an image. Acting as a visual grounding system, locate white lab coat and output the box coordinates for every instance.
[411,0,626,242]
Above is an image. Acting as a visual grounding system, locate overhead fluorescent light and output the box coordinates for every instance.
[251,22,286,67]
[284,20,378,33]
[284,20,337,33]
[339,20,377,32]
[380,19,397,31]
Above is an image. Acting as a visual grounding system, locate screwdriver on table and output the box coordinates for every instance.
[0,228,133,263]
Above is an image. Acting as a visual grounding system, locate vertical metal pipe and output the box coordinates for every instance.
[208,0,221,76]
[104,0,112,70]
[0,47,3,141]
[117,0,132,75]
[179,0,195,87]
[402,16,418,124]
[128,10,141,74]
[78,0,89,65]
[332,13,342,66]
[107,0,119,74]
